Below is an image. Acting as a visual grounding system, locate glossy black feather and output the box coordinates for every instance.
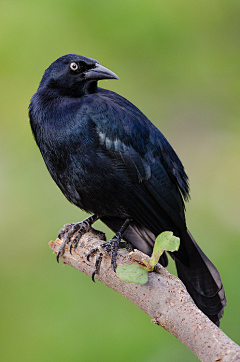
[29,54,226,325]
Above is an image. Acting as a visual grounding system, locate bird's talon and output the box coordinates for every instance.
[90,252,103,282]
[56,249,63,263]
[92,271,96,283]
[56,252,60,263]
[87,246,99,261]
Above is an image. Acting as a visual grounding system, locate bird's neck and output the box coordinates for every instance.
[81,80,98,95]
[47,80,99,98]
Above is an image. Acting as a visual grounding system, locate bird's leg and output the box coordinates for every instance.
[108,218,132,272]
[57,214,105,262]
[87,218,132,280]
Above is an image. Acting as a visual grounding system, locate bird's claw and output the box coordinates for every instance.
[56,249,63,263]
[86,246,101,261]
[91,252,103,282]
[57,215,102,262]
[87,234,122,280]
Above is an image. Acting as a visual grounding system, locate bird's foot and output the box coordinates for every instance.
[87,233,121,282]
[56,214,105,262]
[87,218,132,282]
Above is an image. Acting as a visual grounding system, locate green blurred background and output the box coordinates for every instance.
[0,0,240,361]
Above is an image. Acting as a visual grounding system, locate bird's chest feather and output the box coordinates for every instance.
[34,108,128,213]
[40,116,98,182]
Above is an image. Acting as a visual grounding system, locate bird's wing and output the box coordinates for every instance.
[89,91,189,196]
[87,93,188,234]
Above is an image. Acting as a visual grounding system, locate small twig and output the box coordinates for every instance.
[49,231,240,362]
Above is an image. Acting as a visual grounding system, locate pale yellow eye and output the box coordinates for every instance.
[70,62,78,71]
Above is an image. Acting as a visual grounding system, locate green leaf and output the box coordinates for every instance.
[116,264,148,284]
[116,232,180,284]
[149,231,180,269]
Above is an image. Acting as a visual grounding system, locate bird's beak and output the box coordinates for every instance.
[84,63,119,80]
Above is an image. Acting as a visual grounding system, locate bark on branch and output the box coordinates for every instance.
[49,231,240,362]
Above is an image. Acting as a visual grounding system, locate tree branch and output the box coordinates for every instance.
[49,231,240,362]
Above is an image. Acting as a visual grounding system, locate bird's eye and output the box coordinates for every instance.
[70,62,78,71]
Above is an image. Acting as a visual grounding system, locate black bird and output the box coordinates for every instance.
[29,54,226,326]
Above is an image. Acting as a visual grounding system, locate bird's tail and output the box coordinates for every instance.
[173,229,226,326]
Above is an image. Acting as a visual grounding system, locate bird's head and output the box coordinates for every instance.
[38,54,119,97]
